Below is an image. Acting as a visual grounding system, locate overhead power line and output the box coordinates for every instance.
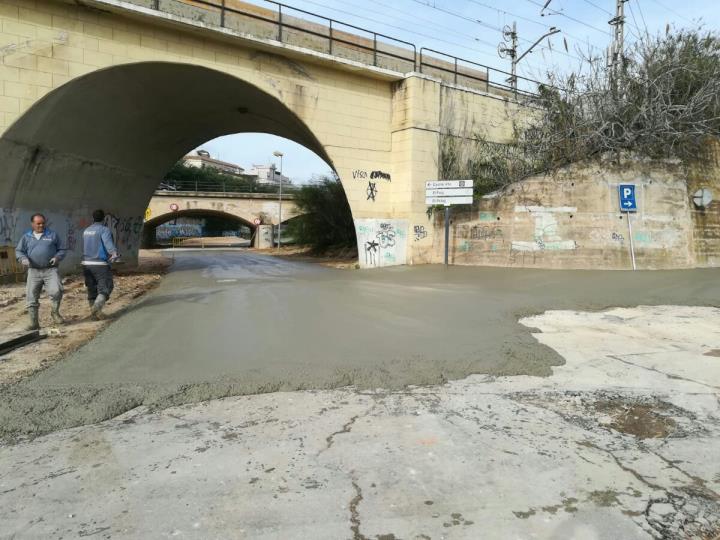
[407,0,503,33]
[646,0,695,24]
[408,0,585,63]
[634,0,650,34]
[356,0,498,49]
[347,0,555,71]
[581,0,612,16]
[463,0,605,54]
[626,1,646,37]
[523,0,611,35]
[286,0,501,58]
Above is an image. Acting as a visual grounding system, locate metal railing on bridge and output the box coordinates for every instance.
[157,179,298,196]
[132,0,545,97]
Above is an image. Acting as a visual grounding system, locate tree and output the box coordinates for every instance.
[284,176,356,250]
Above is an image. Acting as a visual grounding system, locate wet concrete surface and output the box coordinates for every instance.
[1,305,719,539]
[1,251,719,439]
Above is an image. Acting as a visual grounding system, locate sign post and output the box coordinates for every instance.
[618,184,638,271]
[426,180,474,266]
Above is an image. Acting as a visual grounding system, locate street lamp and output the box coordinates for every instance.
[273,150,284,249]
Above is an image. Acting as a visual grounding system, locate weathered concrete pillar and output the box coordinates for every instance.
[254,225,273,249]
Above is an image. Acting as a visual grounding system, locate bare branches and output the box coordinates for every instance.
[438,27,720,196]
[527,27,720,165]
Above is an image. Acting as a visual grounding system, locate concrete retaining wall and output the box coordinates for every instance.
[422,159,720,270]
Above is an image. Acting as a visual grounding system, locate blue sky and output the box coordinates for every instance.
[195,0,720,183]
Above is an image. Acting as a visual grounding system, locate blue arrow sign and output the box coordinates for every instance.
[619,184,637,212]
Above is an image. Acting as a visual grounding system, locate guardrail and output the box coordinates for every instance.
[157,179,297,195]
[418,48,540,98]
[153,0,416,72]
[138,0,544,97]
[154,189,297,200]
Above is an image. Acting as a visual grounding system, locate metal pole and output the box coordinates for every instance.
[444,205,450,266]
[510,21,517,95]
[626,212,636,271]
[278,155,283,249]
[609,0,628,74]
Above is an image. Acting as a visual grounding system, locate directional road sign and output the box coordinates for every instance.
[426,180,473,189]
[425,196,474,205]
[426,180,474,206]
[618,184,637,212]
[426,188,473,197]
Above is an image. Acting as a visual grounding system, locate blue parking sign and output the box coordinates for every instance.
[619,184,637,212]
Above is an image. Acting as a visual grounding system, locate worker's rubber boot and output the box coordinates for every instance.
[50,301,65,325]
[25,307,40,331]
[90,294,107,320]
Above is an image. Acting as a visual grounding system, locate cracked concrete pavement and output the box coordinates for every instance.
[1,304,719,539]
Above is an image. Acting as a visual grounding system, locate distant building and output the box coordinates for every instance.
[182,149,245,177]
[248,164,290,186]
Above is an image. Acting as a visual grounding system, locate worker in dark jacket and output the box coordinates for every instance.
[15,213,67,330]
[82,209,119,320]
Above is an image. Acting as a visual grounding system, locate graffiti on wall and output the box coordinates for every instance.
[102,212,144,252]
[512,205,578,252]
[0,208,19,244]
[156,223,203,241]
[355,219,408,268]
[413,225,427,241]
[453,223,505,255]
[461,225,504,241]
[352,170,391,182]
[0,206,145,261]
[65,218,77,252]
[366,182,377,202]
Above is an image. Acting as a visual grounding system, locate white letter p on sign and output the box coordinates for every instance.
[623,188,632,198]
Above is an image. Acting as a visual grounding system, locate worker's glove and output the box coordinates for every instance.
[20,258,29,267]
[49,257,58,267]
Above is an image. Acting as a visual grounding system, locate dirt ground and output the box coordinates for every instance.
[0,250,171,385]
[257,244,359,269]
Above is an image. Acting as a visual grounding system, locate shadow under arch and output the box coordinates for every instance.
[0,61,337,263]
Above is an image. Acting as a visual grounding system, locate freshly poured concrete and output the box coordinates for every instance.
[1,305,719,539]
[1,251,719,439]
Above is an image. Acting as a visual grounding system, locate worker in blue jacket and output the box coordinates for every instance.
[81,209,119,320]
[15,213,67,330]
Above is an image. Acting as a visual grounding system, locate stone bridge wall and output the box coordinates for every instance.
[146,193,300,226]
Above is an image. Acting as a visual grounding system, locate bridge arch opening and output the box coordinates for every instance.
[142,208,256,248]
[0,61,343,264]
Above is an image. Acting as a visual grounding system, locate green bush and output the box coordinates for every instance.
[284,177,356,250]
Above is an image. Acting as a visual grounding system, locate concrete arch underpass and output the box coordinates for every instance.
[0,61,336,266]
[142,208,255,248]
[0,0,531,268]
